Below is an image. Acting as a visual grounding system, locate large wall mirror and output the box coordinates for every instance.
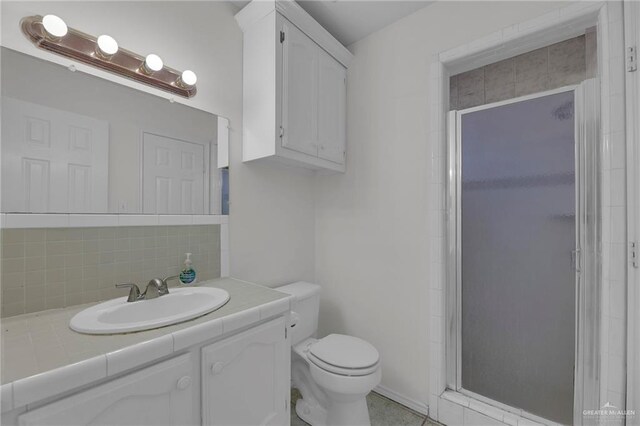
[1,47,229,215]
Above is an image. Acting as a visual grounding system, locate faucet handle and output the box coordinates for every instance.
[116,283,141,302]
[163,275,179,287]
[144,278,169,300]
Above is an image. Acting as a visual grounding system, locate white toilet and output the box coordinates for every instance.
[276,282,381,426]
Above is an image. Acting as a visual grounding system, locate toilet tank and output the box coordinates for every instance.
[276,282,320,345]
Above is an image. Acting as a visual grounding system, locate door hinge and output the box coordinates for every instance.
[628,46,637,72]
[280,31,285,43]
[630,242,638,268]
[279,125,284,139]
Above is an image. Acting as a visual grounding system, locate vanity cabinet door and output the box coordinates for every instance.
[317,49,347,165]
[202,317,289,426]
[281,18,319,157]
[17,354,196,426]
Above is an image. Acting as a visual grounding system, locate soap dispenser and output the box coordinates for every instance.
[179,253,197,285]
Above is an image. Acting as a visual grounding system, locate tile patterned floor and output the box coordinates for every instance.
[290,389,441,426]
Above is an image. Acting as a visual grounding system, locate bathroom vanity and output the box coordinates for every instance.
[0,278,292,426]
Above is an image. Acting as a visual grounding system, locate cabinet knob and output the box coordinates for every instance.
[211,362,225,375]
[177,376,192,390]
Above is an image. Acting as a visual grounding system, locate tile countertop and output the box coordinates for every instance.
[0,278,291,410]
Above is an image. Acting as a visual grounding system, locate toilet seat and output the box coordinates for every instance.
[307,334,380,377]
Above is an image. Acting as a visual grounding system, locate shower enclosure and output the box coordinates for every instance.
[446,82,600,425]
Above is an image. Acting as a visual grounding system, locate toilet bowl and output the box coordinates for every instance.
[276,282,382,426]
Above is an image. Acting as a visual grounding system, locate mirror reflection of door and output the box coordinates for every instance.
[2,97,109,213]
[142,133,207,214]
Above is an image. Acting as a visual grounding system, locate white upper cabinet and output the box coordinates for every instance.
[236,0,352,173]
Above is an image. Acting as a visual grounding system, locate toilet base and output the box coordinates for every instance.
[295,393,371,426]
[295,397,328,426]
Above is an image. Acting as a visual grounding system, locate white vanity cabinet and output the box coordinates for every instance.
[236,0,352,173]
[17,354,196,426]
[202,317,290,426]
[6,318,291,426]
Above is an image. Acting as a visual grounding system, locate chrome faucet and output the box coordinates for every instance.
[115,276,178,302]
[143,278,168,300]
[115,283,142,302]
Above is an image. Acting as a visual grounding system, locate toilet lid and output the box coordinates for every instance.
[309,334,379,370]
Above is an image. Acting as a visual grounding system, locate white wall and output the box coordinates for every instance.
[314,0,570,408]
[1,1,315,285]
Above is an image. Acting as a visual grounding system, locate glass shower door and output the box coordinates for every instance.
[458,90,576,424]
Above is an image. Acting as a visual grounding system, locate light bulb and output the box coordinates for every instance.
[97,35,118,56]
[42,14,67,38]
[180,70,197,87]
[144,54,163,73]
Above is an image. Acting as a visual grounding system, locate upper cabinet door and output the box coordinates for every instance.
[317,49,347,165]
[281,19,319,157]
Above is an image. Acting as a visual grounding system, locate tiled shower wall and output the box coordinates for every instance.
[1,225,221,317]
[450,32,597,110]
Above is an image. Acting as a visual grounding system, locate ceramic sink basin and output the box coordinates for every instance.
[69,287,230,334]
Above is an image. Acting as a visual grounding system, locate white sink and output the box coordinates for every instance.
[69,287,230,334]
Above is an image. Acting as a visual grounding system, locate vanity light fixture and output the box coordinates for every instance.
[21,15,197,98]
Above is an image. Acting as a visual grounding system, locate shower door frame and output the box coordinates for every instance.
[445,84,601,425]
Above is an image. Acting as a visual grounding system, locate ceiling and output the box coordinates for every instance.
[231,1,434,46]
